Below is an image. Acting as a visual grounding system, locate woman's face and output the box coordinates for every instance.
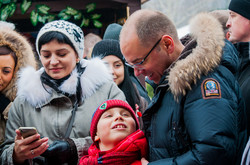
[0,54,15,92]
[102,55,124,85]
[40,39,79,79]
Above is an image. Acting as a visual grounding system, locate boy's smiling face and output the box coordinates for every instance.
[95,107,136,151]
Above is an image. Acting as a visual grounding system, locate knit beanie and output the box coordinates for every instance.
[229,0,250,20]
[103,23,122,41]
[90,99,140,143]
[91,39,124,62]
[36,20,84,60]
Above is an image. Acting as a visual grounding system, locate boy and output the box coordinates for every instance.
[79,99,148,165]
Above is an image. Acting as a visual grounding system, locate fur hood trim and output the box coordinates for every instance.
[168,13,225,98]
[17,58,112,108]
[0,29,37,101]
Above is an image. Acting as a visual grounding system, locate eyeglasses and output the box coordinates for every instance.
[125,37,162,68]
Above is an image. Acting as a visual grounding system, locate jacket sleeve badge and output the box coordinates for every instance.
[201,78,221,99]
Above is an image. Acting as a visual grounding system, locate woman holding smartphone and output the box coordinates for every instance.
[0,24,37,145]
[1,20,125,165]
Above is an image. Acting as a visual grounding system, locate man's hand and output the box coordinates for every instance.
[141,157,149,165]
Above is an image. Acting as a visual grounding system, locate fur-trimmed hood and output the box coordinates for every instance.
[0,29,37,101]
[167,13,227,98]
[17,58,112,108]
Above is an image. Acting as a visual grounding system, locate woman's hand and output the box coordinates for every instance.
[13,129,49,164]
[141,157,149,165]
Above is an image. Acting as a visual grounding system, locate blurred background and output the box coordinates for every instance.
[0,0,231,88]
[0,0,230,37]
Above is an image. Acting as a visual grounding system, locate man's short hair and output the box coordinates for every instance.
[122,9,179,47]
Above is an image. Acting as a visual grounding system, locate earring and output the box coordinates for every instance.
[76,58,80,63]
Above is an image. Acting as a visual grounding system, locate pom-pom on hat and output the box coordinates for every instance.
[103,23,122,41]
[91,39,124,62]
[35,20,84,60]
[90,99,139,143]
[229,0,250,20]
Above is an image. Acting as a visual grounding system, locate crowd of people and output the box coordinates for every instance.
[0,0,249,164]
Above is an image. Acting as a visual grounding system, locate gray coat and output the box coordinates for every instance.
[0,58,126,164]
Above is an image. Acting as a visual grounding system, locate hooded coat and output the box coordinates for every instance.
[0,58,126,164]
[0,28,37,144]
[143,13,247,165]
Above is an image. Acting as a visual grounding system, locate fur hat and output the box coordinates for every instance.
[0,21,15,30]
[0,28,36,101]
[229,0,250,20]
[35,20,84,59]
[90,99,139,142]
[103,23,122,41]
[91,39,124,62]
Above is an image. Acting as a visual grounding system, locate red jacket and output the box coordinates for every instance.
[79,129,148,165]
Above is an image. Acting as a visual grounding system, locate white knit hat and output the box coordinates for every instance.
[35,20,84,60]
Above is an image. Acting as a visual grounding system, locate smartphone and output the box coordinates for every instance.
[19,127,38,138]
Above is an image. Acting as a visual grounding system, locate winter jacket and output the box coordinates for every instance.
[234,42,250,136]
[143,13,247,165]
[0,28,37,144]
[0,58,126,164]
[79,129,148,165]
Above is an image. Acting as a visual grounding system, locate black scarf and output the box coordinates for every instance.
[40,63,84,104]
[40,63,85,138]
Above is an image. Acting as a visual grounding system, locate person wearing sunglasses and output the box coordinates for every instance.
[120,9,247,165]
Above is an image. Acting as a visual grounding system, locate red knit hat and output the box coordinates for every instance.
[90,99,140,142]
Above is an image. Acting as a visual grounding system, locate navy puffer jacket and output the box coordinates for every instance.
[143,13,247,165]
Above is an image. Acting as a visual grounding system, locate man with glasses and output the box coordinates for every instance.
[120,9,247,165]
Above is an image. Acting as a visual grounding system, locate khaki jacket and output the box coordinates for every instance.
[1,58,125,164]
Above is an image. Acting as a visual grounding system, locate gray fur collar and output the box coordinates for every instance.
[168,13,225,98]
[17,58,112,107]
